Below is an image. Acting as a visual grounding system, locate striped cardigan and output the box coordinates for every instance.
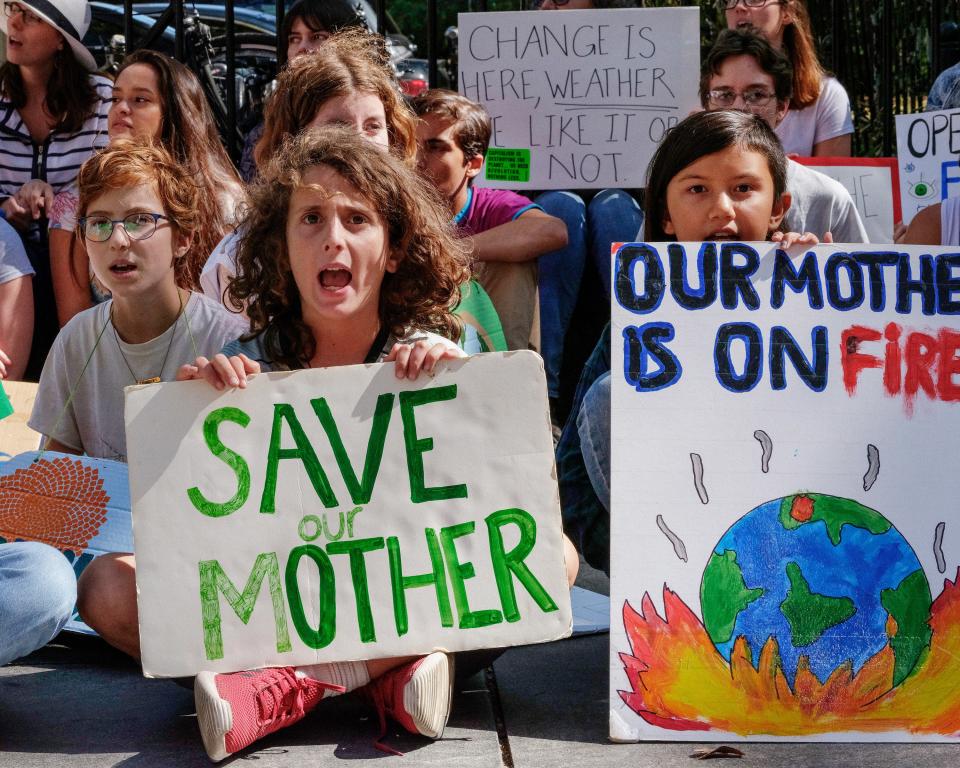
[0,74,111,219]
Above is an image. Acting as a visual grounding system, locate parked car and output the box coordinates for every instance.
[86,2,435,140]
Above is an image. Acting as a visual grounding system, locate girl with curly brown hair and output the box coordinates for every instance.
[181,128,577,762]
[212,126,467,374]
[81,127,468,761]
[201,26,417,306]
[79,128,579,761]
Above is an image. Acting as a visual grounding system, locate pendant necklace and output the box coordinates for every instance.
[112,291,185,385]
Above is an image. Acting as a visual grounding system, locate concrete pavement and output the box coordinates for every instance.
[2,562,959,767]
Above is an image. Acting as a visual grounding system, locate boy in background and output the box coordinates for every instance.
[700,29,868,242]
[412,90,567,352]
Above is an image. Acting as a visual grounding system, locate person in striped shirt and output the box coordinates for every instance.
[0,0,110,379]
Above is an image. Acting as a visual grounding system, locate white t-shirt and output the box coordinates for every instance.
[942,197,960,246]
[29,293,247,461]
[784,160,868,243]
[775,76,854,156]
[200,229,242,306]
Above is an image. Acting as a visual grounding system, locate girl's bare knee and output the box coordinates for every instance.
[77,553,136,630]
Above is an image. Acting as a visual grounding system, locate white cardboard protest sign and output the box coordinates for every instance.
[895,108,960,225]
[127,351,571,678]
[609,242,960,741]
[795,157,901,243]
[457,8,700,190]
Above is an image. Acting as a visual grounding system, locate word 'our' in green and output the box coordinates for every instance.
[199,508,557,660]
[186,386,467,517]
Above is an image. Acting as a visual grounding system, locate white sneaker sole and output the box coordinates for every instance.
[403,651,455,739]
[195,671,232,763]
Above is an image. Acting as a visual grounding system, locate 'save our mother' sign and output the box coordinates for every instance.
[127,351,571,678]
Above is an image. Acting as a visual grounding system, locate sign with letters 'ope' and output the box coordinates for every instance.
[127,352,571,678]
[457,8,700,190]
[610,242,960,741]
[895,108,960,225]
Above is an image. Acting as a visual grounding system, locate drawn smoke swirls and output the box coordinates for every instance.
[690,453,708,504]
[753,430,773,473]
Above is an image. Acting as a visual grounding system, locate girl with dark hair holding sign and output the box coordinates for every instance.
[559,110,825,575]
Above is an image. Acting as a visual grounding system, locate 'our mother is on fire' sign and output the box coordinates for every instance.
[126,352,571,678]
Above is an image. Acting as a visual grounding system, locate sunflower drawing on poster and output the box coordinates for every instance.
[0,450,132,634]
[609,242,960,741]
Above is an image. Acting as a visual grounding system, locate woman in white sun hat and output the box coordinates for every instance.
[0,0,110,379]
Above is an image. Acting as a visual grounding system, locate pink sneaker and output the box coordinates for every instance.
[194,667,345,762]
[364,651,455,755]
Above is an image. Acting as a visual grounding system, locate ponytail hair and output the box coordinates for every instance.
[782,0,824,109]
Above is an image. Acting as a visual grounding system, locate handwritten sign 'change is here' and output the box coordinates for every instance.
[458,8,700,190]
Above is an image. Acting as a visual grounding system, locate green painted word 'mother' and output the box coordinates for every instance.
[187,386,468,517]
[198,507,558,660]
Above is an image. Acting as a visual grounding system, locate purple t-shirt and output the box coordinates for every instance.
[454,186,540,236]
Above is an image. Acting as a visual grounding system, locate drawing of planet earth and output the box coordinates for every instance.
[700,493,932,687]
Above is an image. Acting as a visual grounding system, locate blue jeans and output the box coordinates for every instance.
[536,189,643,397]
[556,325,610,574]
[0,542,76,665]
[577,371,611,513]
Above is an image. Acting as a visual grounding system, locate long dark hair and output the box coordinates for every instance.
[114,50,243,288]
[279,0,367,65]
[780,0,825,109]
[643,110,788,241]
[0,46,99,133]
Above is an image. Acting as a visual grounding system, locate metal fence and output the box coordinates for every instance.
[112,0,958,160]
[807,0,958,156]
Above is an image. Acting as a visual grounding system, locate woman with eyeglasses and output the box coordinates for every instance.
[0,0,111,380]
[699,28,867,242]
[29,140,246,462]
[722,0,853,156]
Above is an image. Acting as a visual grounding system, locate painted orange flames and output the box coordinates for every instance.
[620,570,960,735]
